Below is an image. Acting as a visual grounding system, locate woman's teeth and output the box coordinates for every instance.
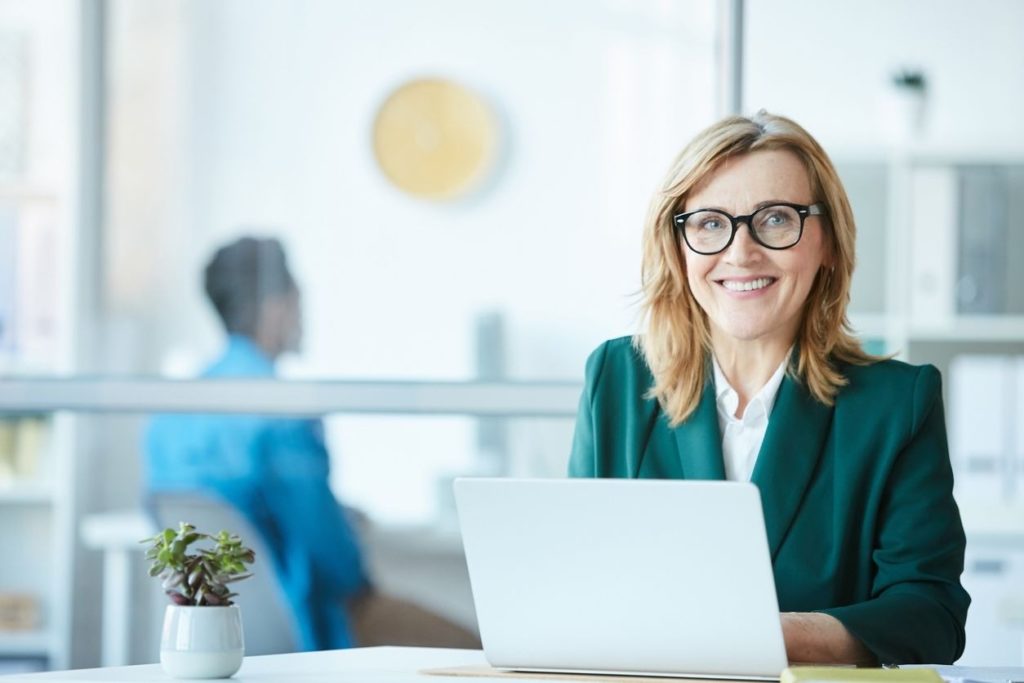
[721,277,774,292]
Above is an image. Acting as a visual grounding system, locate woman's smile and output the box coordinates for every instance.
[716,276,778,294]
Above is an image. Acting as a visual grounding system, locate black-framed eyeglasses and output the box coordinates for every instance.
[672,202,825,255]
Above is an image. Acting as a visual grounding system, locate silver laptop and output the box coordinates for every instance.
[454,478,787,680]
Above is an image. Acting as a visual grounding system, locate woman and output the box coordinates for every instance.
[568,112,969,665]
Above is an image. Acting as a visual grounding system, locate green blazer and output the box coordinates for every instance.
[568,337,969,665]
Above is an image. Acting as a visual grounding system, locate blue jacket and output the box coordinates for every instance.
[144,335,369,650]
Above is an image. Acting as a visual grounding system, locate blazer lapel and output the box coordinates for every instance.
[634,393,679,478]
[751,374,833,560]
[672,380,726,480]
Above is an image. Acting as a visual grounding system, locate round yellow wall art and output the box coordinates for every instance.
[372,78,499,200]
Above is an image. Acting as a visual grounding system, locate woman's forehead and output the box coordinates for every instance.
[685,149,812,211]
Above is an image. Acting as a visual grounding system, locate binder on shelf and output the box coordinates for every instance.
[909,167,957,325]
[15,203,60,369]
[0,416,45,483]
[0,31,27,181]
[13,416,44,479]
[0,200,61,371]
[0,418,16,481]
[956,166,1008,315]
[0,205,16,354]
[1005,166,1024,314]
[948,356,1012,506]
[0,593,38,631]
[1015,358,1024,502]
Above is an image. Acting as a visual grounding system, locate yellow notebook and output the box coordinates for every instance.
[783,668,944,683]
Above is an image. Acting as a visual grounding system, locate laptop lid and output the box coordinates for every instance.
[454,478,788,680]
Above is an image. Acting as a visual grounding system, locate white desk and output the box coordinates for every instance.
[0,646,490,682]
[6,648,1024,683]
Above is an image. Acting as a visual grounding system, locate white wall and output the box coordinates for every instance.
[172,0,716,380]
[744,0,1024,156]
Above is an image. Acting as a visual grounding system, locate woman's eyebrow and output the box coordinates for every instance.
[686,198,797,214]
[752,199,791,210]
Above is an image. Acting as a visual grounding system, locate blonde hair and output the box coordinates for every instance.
[639,111,876,426]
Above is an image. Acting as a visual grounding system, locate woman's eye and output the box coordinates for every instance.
[701,218,723,231]
[758,208,797,229]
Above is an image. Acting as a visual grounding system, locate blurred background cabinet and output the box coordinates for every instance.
[834,155,1024,664]
[0,414,74,672]
[0,1,87,673]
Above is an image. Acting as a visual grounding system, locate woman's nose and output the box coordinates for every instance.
[722,221,761,264]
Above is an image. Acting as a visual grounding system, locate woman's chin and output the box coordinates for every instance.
[713,321,793,346]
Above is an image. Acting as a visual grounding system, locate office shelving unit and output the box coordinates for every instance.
[0,421,73,672]
[0,5,82,664]
[0,185,77,678]
[0,242,76,674]
[838,147,1024,356]
[838,149,1024,665]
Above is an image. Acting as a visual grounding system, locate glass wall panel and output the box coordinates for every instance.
[101,0,719,384]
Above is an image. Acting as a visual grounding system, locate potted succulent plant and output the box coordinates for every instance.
[143,523,255,679]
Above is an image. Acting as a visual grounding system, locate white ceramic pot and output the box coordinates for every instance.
[160,605,245,679]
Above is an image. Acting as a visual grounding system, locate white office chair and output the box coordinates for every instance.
[145,492,299,655]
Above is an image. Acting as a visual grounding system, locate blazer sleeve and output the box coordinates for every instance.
[821,366,970,664]
[567,341,609,477]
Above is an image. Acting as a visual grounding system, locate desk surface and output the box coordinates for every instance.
[8,647,1024,683]
[2,647,488,683]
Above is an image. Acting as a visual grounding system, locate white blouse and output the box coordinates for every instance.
[711,353,789,482]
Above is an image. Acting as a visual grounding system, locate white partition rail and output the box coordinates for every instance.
[0,379,582,417]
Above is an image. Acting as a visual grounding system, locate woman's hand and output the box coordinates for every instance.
[781,612,877,666]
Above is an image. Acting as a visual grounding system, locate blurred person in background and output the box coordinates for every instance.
[145,236,479,651]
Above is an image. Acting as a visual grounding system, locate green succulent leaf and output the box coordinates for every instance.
[143,523,255,606]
